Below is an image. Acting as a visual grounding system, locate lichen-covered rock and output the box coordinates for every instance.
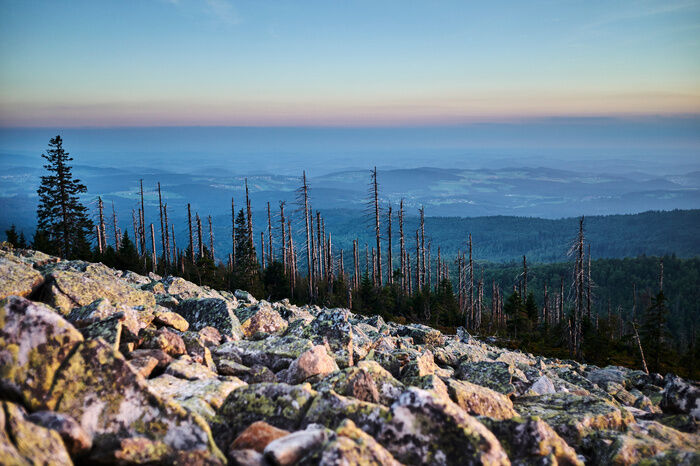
[481,416,582,466]
[307,419,401,466]
[199,326,223,347]
[264,425,331,466]
[128,348,173,371]
[141,327,187,357]
[395,323,446,346]
[661,375,700,420]
[236,302,289,337]
[27,410,92,456]
[161,275,227,301]
[444,378,518,420]
[229,448,265,466]
[78,311,124,350]
[230,421,290,453]
[587,420,700,465]
[128,354,159,378]
[377,387,509,465]
[40,261,155,314]
[148,373,245,422]
[529,374,557,395]
[457,360,519,396]
[213,335,314,371]
[48,338,225,463]
[176,298,243,339]
[314,366,382,404]
[1,401,73,466]
[180,331,217,370]
[218,382,317,436]
[514,392,634,446]
[165,355,219,380]
[278,345,339,385]
[0,296,84,411]
[302,389,392,434]
[0,253,43,300]
[403,374,450,400]
[153,308,189,331]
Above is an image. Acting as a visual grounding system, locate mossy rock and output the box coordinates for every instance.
[456,361,518,396]
[444,378,518,420]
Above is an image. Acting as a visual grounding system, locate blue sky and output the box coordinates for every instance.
[1,0,699,126]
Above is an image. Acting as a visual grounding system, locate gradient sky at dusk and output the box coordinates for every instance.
[1,0,699,126]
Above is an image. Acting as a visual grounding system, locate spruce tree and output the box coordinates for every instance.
[36,135,93,258]
[641,291,671,373]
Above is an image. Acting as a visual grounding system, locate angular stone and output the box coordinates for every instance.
[588,420,700,465]
[529,374,556,395]
[0,296,84,411]
[401,350,450,380]
[481,416,582,466]
[396,323,445,346]
[263,425,330,466]
[377,388,509,465]
[356,361,405,405]
[153,308,189,331]
[229,449,265,466]
[212,335,314,371]
[165,356,218,380]
[314,366,381,404]
[302,389,391,434]
[514,392,634,446]
[236,302,289,337]
[128,348,173,371]
[661,375,700,420]
[444,378,517,420]
[308,419,401,466]
[231,421,290,453]
[457,361,518,396]
[1,401,73,466]
[127,355,159,378]
[199,326,223,347]
[0,253,43,300]
[48,339,225,463]
[141,327,186,357]
[27,410,92,456]
[279,345,339,385]
[218,382,317,436]
[41,261,155,314]
[148,373,245,422]
[176,298,243,339]
[79,312,124,350]
[180,331,217,370]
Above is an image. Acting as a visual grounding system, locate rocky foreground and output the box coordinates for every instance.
[0,247,698,465]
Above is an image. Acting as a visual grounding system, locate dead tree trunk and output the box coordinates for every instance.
[187,203,194,263]
[372,167,382,287]
[96,224,103,254]
[132,209,139,255]
[171,224,177,272]
[260,231,265,268]
[98,196,106,252]
[139,179,146,254]
[522,255,528,297]
[587,244,592,319]
[301,171,313,299]
[150,223,157,272]
[164,204,171,267]
[231,198,236,269]
[469,234,474,330]
[383,204,391,285]
[196,213,203,259]
[415,229,421,292]
[279,201,286,272]
[208,215,215,260]
[111,201,120,249]
[158,182,166,269]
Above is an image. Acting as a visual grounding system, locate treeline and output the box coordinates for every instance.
[8,135,697,380]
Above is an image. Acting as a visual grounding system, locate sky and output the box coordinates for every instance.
[1,0,699,127]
